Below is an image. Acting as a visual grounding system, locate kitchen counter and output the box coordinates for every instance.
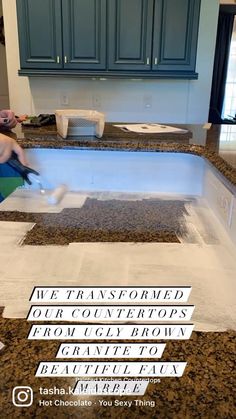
[8,122,236,188]
[1,123,236,417]
[0,317,235,419]
[1,121,236,247]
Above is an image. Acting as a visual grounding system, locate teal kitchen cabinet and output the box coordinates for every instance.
[108,0,200,75]
[16,0,63,69]
[16,0,106,70]
[17,0,201,78]
[62,0,106,69]
[152,0,201,74]
[108,0,154,71]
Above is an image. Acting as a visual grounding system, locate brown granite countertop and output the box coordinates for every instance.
[8,122,236,189]
[0,317,235,419]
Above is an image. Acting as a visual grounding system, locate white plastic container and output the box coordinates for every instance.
[55,109,105,139]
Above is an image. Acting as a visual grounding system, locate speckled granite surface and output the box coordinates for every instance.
[0,198,190,245]
[0,317,235,418]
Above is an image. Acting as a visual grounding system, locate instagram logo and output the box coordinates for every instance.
[12,386,33,407]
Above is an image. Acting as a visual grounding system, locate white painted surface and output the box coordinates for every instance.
[2,0,219,123]
[0,198,236,330]
[22,148,236,243]
[0,189,87,213]
[203,168,234,226]
[1,150,235,330]
[230,196,236,239]
[203,166,236,244]
[24,149,205,196]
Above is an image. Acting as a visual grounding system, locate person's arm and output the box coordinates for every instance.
[0,109,17,129]
[0,133,26,165]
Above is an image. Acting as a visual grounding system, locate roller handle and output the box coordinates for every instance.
[7,152,40,185]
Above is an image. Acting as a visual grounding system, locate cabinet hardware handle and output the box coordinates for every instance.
[64,56,67,64]
[154,57,158,65]
[56,56,60,64]
[146,57,150,65]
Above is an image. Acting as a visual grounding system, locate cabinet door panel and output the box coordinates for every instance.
[108,0,154,70]
[152,0,200,72]
[62,0,106,69]
[16,0,62,68]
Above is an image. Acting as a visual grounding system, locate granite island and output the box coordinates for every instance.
[0,123,235,418]
[8,122,236,185]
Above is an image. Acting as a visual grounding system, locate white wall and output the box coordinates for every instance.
[0,0,9,108]
[3,0,219,123]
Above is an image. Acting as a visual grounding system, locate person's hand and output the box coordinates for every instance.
[16,114,28,123]
[0,133,26,165]
[0,109,17,129]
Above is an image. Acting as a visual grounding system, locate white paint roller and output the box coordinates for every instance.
[47,184,68,205]
[28,172,68,205]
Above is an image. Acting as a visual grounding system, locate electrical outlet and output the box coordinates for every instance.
[143,95,152,109]
[60,93,69,106]
[217,195,229,215]
[92,94,101,109]
[213,181,233,224]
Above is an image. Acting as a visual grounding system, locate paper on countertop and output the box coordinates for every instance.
[114,123,188,134]
[0,189,87,213]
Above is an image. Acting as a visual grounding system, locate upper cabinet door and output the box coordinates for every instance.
[62,0,107,69]
[108,0,154,71]
[152,0,200,73]
[17,0,201,77]
[16,0,63,69]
